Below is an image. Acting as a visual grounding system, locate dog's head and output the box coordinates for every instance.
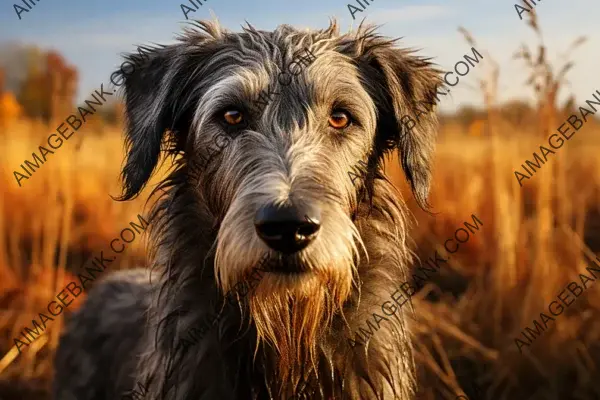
[116,19,442,379]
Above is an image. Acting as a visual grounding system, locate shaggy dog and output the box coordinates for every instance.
[53,19,443,400]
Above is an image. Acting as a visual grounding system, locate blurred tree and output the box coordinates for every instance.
[17,50,77,124]
[0,43,45,95]
[46,51,78,124]
[17,49,46,121]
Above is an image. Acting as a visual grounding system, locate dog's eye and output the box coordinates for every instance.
[329,110,351,129]
[223,109,244,125]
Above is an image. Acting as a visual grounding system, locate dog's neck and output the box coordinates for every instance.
[137,176,416,400]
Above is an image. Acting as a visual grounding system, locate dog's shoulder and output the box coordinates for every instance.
[53,268,154,400]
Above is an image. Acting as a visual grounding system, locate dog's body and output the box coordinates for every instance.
[53,20,443,399]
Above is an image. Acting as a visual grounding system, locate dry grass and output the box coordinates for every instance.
[403,10,600,397]
[0,120,166,393]
[405,128,600,399]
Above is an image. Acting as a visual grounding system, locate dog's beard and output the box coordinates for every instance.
[248,267,352,386]
[214,187,365,388]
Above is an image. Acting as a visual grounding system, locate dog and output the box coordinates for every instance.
[53,19,443,400]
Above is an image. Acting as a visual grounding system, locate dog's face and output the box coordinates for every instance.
[116,20,442,378]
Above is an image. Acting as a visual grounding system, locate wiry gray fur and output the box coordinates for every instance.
[53,19,443,400]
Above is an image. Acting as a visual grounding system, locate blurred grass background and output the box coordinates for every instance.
[0,10,599,400]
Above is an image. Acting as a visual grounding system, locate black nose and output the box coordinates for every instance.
[254,202,321,254]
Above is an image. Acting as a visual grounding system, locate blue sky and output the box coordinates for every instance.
[0,0,598,112]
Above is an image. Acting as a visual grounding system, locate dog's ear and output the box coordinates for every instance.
[114,38,221,200]
[351,32,444,209]
[113,45,181,200]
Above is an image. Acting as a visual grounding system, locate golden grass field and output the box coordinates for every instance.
[408,123,600,400]
[1,113,599,399]
[0,120,155,398]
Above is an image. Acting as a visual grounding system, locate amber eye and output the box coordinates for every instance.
[223,109,244,125]
[329,110,351,129]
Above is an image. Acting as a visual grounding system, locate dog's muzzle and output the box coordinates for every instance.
[254,202,321,254]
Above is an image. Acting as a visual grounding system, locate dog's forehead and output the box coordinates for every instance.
[219,27,356,81]
[212,34,372,109]
[189,26,378,132]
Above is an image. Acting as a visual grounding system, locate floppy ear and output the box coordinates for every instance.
[113,44,183,201]
[350,30,444,209]
[115,27,224,201]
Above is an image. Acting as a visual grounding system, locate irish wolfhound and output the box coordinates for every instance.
[53,19,443,400]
